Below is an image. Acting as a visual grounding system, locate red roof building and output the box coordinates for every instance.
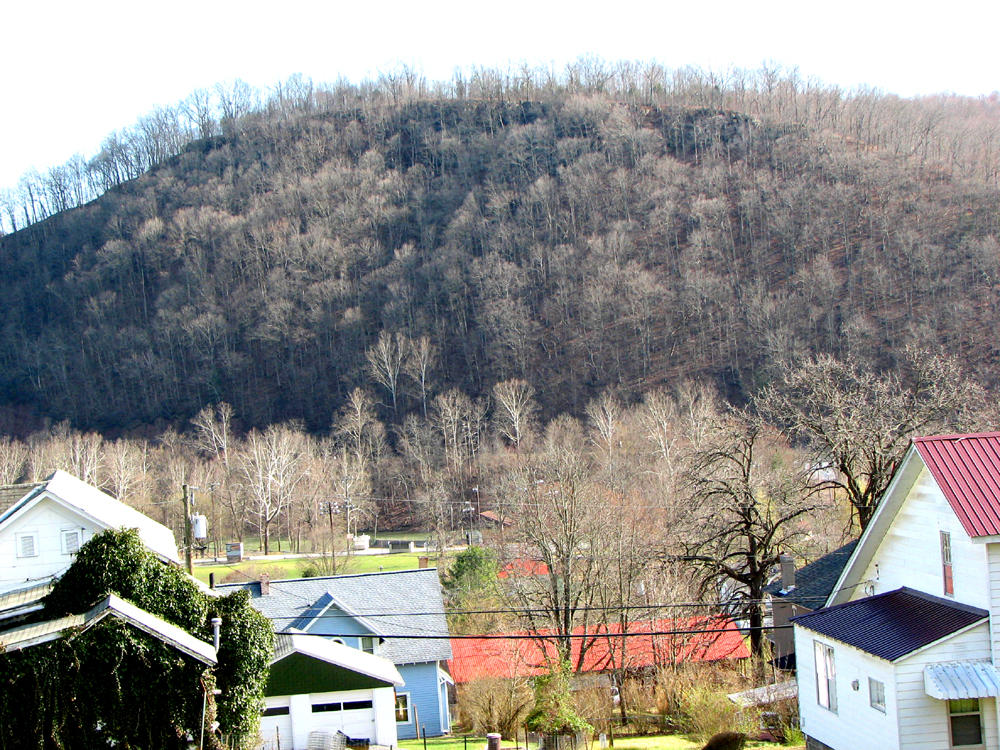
[497,559,551,578]
[448,617,749,684]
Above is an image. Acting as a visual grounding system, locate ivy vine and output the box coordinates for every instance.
[0,528,273,750]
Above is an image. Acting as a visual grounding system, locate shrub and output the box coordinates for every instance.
[680,686,756,743]
[457,676,534,738]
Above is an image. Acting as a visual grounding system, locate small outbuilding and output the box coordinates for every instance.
[261,632,404,750]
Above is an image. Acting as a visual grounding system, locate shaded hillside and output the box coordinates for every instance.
[2,92,1000,433]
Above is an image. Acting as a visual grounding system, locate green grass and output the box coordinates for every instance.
[191,552,447,584]
[398,736,795,750]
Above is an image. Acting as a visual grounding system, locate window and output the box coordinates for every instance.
[361,636,377,654]
[395,693,411,723]
[16,532,38,558]
[61,529,81,555]
[262,706,289,717]
[343,700,373,711]
[949,699,983,746]
[312,702,342,713]
[942,531,954,596]
[869,678,886,713]
[814,641,837,713]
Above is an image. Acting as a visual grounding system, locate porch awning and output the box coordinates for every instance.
[924,661,1000,700]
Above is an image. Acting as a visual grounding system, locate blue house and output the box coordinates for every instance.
[216,568,453,739]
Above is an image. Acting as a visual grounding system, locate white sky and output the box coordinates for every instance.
[2,0,998,191]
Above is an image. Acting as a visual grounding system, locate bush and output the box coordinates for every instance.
[457,676,533,739]
[681,687,755,744]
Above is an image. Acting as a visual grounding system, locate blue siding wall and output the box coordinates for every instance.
[396,662,449,738]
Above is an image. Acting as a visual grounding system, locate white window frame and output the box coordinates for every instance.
[361,636,378,655]
[16,532,39,558]
[942,530,954,597]
[869,677,886,713]
[949,698,984,747]
[61,529,82,555]
[395,692,412,724]
[814,640,837,713]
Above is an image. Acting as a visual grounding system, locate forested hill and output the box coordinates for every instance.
[3,79,1000,434]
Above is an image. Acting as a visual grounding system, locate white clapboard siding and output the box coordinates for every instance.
[795,628,900,750]
[856,468,990,609]
[0,501,91,591]
[894,624,996,750]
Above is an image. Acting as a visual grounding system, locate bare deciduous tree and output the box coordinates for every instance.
[760,347,986,530]
[680,411,821,661]
[492,379,537,449]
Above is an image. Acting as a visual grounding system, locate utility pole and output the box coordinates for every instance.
[183,484,194,575]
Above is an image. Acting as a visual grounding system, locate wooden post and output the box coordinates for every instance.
[183,484,193,575]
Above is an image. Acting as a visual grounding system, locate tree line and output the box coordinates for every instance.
[1,348,988,669]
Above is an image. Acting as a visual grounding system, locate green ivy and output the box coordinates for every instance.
[0,528,273,750]
[524,661,593,737]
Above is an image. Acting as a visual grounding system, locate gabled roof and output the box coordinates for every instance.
[448,617,749,683]
[764,541,858,610]
[0,471,179,563]
[215,568,452,665]
[274,633,403,686]
[792,587,988,662]
[0,593,217,664]
[912,433,1000,538]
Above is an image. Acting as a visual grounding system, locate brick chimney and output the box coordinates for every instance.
[779,554,796,593]
[260,573,270,596]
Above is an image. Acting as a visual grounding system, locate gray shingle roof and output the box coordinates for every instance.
[216,567,452,665]
[0,483,41,515]
[765,540,858,610]
[792,587,988,661]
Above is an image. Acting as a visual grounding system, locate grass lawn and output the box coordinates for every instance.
[399,736,797,750]
[191,552,447,584]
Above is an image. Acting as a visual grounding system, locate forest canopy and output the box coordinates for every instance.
[1,61,999,436]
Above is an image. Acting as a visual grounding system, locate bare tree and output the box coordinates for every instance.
[492,379,537,449]
[366,331,411,414]
[0,437,28,484]
[760,347,986,530]
[679,411,821,661]
[233,423,313,555]
[404,335,437,419]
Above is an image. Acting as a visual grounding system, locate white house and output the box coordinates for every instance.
[0,470,179,595]
[793,432,1000,750]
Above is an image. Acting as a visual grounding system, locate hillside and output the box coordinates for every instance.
[2,78,1000,434]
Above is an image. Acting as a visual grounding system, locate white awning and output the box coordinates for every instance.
[925,661,1000,700]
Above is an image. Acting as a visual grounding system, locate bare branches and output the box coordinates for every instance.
[759,347,985,530]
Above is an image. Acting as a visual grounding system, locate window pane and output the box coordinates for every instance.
[951,714,983,746]
[950,699,980,714]
[395,695,409,723]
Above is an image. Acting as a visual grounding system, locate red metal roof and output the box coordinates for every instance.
[497,559,551,578]
[447,617,749,683]
[913,433,1000,537]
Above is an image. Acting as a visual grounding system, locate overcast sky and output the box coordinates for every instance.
[3,0,998,191]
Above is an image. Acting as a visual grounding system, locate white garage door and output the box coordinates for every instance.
[309,691,377,741]
[260,697,292,750]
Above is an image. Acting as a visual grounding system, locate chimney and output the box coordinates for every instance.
[260,573,270,596]
[418,556,429,569]
[779,554,796,592]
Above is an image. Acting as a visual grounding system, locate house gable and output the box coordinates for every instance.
[267,653,395,695]
[830,449,990,609]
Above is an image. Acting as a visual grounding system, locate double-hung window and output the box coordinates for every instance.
[941,531,954,597]
[949,698,983,746]
[869,678,886,713]
[814,641,837,713]
[395,693,411,723]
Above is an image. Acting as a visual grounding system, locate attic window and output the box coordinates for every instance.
[62,530,81,555]
[361,636,377,654]
[16,532,38,558]
[941,531,954,597]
